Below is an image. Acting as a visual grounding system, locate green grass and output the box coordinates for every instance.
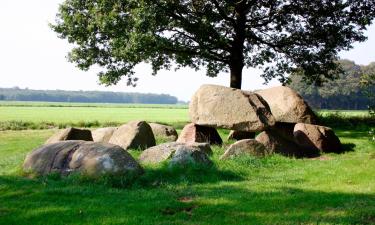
[1,101,373,131]
[0,106,189,124]
[0,101,188,108]
[0,127,374,225]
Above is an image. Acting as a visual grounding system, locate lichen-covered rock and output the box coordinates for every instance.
[45,128,93,144]
[109,121,156,150]
[220,139,271,159]
[139,142,212,165]
[256,86,317,124]
[169,146,212,167]
[149,123,178,141]
[293,123,342,153]
[227,130,255,141]
[189,84,275,132]
[177,123,222,145]
[92,127,117,143]
[23,141,143,177]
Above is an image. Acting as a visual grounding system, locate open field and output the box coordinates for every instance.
[0,102,189,130]
[0,102,374,224]
[0,101,372,131]
[0,128,374,224]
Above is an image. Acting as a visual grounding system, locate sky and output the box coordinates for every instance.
[1,0,374,101]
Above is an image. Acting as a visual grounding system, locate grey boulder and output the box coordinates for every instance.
[293,123,342,153]
[189,84,275,132]
[256,86,317,124]
[92,127,117,143]
[109,121,156,150]
[149,123,178,141]
[23,141,143,177]
[220,139,271,159]
[139,142,212,166]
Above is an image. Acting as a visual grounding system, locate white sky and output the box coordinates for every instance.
[0,0,374,101]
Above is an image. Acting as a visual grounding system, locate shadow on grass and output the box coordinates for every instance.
[0,175,374,225]
[341,143,356,153]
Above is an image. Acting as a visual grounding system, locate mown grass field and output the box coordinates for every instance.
[0,101,374,224]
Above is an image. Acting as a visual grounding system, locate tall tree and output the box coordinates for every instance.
[52,0,375,89]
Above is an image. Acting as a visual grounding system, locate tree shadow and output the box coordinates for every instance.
[0,175,374,225]
[341,143,356,153]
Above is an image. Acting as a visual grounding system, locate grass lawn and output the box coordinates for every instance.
[0,127,374,225]
[0,106,189,124]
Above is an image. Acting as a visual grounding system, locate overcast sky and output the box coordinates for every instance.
[1,0,374,101]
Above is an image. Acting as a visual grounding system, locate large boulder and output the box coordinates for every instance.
[177,123,223,145]
[149,123,178,141]
[256,130,319,157]
[293,123,343,153]
[109,121,156,150]
[139,142,212,166]
[227,130,255,141]
[256,86,317,124]
[45,128,93,144]
[92,127,117,143]
[220,139,271,160]
[189,84,275,132]
[23,141,143,177]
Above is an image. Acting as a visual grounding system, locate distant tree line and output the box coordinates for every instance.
[0,88,178,104]
[288,60,375,110]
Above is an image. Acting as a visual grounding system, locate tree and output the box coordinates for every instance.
[52,0,375,89]
[360,62,375,116]
[288,59,373,110]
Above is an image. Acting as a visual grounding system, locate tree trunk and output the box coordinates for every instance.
[229,2,246,89]
[230,63,243,89]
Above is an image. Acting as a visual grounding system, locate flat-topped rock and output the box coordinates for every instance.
[23,141,143,177]
[256,86,317,124]
[45,128,93,144]
[189,84,275,132]
[109,121,156,150]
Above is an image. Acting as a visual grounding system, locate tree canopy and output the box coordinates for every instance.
[0,88,178,104]
[52,0,375,89]
[288,59,375,110]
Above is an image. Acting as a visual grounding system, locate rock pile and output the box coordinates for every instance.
[23,84,343,179]
[189,84,342,159]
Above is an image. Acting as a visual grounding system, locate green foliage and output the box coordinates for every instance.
[51,0,375,87]
[0,87,178,104]
[360,64,375,116]
[317,111,375,130]
[288,59,375,110]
